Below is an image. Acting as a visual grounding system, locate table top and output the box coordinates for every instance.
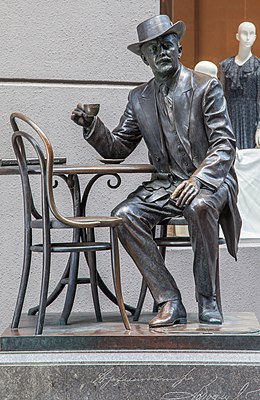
[0,163,154,176]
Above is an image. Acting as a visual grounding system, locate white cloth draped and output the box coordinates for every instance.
[235,148,260,238]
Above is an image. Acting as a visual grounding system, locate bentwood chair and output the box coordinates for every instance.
[10,112,130,335]
[133,216,224,321]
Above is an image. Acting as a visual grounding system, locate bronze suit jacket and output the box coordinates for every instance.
[85,64,242,258]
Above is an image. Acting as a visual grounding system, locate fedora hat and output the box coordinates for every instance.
[127,15,186,56]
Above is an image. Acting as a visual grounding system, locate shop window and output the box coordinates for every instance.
[161,0,260,70]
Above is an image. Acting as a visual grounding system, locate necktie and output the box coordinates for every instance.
[161,84,169,97]
[161,84,173,109]
[160,86,174,130]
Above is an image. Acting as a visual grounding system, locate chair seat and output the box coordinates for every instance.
[155,236,192,247]
[31,216,122,229]
[155,236,225,247]
[160,216,188,225]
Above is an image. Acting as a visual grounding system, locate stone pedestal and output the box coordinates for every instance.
[0,312,259,399]
[0,350,259,399]
[1,311,259,351]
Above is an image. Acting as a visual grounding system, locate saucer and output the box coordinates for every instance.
[97,158,125,164]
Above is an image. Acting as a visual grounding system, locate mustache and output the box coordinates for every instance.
[156,56,171,62]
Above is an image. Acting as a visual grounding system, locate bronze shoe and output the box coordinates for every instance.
[198,295,223,324]
[149,299,187,328]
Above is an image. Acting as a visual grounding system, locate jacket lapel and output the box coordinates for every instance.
[137,67,194,165]
[174,65,193,159]
[138,80,169,168]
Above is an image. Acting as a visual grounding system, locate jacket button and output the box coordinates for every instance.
[155,156,160,162]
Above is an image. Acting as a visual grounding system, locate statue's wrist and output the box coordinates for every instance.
[83,116,95,128]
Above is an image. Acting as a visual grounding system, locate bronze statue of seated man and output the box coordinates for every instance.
[72,15,241,328]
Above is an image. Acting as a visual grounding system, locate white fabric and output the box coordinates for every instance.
[194,61,218,78]
[235,148,260,238]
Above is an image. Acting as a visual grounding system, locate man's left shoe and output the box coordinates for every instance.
[198,295,223,325]
[149,299,187,328]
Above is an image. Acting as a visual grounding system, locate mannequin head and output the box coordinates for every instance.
[194,61,218,78]
[236,22,256,49]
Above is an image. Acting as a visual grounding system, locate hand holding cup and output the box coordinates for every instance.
[71,103,100,127]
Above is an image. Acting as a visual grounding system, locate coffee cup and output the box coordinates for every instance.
[83,103,100,117]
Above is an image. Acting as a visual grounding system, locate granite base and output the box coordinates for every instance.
[0,350,259,399]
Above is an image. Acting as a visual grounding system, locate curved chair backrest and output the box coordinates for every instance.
[11,126,49,227]
[10,112,99,228]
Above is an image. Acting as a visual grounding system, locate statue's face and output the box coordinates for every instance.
[237,22,256,48]
[141,34,181,80]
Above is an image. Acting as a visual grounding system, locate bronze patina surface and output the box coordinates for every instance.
[71,14,242,328]
[1,312,259,351]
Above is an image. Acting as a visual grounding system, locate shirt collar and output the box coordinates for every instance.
[155,66,181,95]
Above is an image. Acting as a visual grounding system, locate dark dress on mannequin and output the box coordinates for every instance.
[220,55,260,149]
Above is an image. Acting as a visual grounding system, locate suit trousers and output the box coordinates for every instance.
[112,183,229,305]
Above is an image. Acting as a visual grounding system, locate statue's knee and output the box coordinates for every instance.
[111,203,131,219]
[111,205,122,218]
[185,198,208,218]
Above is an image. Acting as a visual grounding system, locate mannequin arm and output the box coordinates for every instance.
[256,67,260,147]
[255,128,260,148]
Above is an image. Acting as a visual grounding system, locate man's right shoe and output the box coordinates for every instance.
[198,294,223,325]
[149,299,187,328]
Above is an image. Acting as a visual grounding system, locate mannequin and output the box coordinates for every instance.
[220,22,260,149]
[194,60,218,78]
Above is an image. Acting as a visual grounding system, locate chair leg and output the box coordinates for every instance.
[110,227,130,330]
[84,227,102,322]
[59,251,80,325]
[158,224,167,260]
[11,228,32,329]
[133,278,148,321]
[28,253,72,315]
[59,176,82,324]
[152,301,159,313]
[35,241,51,335]
[97,273,136,315]
[30,228,82,322]
[152,224,168,314]
[215,255,222,316]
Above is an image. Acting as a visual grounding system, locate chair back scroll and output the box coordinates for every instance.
[12,129,49,228]
[10,112,100,228]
